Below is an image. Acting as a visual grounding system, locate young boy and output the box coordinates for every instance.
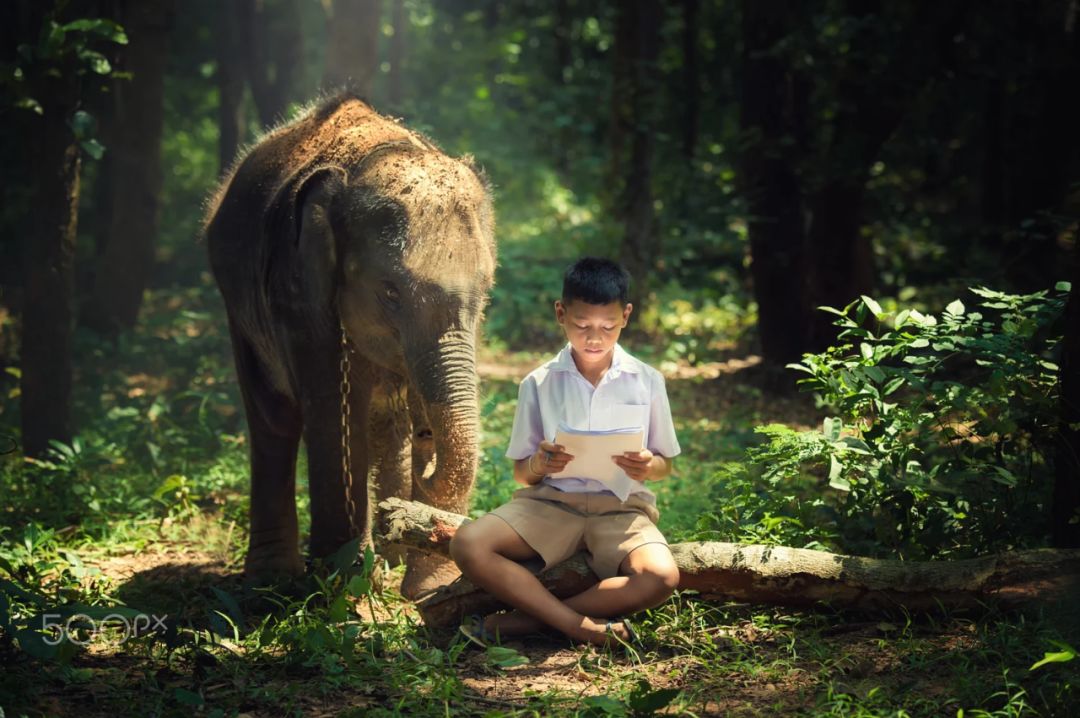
[449,257,680,646]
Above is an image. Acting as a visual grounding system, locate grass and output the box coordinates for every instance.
[1,282,1078,717]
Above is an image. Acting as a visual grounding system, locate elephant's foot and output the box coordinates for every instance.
[242,542,305,586]
[400,551,461,600]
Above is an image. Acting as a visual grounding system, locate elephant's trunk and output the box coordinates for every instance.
[407,329,479,514]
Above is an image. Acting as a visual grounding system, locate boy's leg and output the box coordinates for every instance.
[449,514,634,644]
[488,542,680,636]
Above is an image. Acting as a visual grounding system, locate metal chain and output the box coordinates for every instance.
[339,320,361,538]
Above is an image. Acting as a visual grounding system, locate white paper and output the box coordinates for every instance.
[549,421,644,498]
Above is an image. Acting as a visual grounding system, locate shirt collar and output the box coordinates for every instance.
[549,343,640,376]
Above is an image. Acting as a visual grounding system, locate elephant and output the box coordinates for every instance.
[203,93,496,599]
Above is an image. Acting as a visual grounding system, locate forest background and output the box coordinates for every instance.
[1,1,1079,716]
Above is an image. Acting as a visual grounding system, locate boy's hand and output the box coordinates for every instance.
[532,440,574,475]
[613,449,656,481]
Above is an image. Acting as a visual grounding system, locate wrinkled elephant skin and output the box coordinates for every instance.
[204,94,496,599]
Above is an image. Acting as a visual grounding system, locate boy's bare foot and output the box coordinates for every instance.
[483,610,546,637]
[483,612,633,647]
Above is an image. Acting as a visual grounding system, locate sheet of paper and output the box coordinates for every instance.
[549,423,644,490]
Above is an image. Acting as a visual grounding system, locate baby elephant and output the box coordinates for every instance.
[204,93,496,599]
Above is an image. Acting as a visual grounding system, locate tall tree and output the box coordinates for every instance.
[322,0,381,98]
[802,2,971,350]
[737,0,811,369]
[214,0,247,174]
[244,0,303,127]
[680,0,700,160]
[21,65,80,458]
[84,0,174,334]
[10,3,124,455]
[612,0,662,297]
[737,1,973,365]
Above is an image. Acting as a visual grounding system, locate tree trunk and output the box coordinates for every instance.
[322,0,382,98]
[83,0,174,335]
[613,0,662,297]
[21,77,81,457]
[804,180,874,352]
[1053,209,1080,547]
[214,0,247,175]
[737,0,811,369]
[377,499,1080,628]
[387,0,405,108]
[243,0,303,127]
[680,0,700,160]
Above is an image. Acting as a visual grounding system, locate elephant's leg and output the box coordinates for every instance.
[228,321,305,583]
[297,339,374,562]
[368,375,412,565]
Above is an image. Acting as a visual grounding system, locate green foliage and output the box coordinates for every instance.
[731,284,1067,558]
[638,275,756,366]
[1030,641,1077,672]
[0,523,140,665]
[0,10,128,158]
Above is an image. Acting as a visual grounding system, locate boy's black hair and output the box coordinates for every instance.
[561,257,631,305]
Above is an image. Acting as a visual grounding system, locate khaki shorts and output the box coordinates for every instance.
[487,484,668,580]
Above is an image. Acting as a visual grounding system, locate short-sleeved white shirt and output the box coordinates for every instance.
[505,342,681,500]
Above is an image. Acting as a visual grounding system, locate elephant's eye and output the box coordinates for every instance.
[380,282,401,308]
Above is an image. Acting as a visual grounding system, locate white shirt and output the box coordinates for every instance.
[505,343,681,501]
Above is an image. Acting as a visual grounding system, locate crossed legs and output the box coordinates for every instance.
[449,514,679,645]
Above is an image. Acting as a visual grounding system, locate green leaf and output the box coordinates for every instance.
[61,18,128,44]
[330,537,361,573]
[76,48,111,74]
[883,376,906,395]
[581,695,626,716]
[346,574,370,598]
[12,627,60,661]
[828,456,850,491]
[860,342,874,360]
[945,299,965,316]
[838,436,872,454]
[860,295,884,318]
[486,645,529,668]
[863,365,885,383]
[628,684,681,714]
[1055,281,1071,293]
[15,97,43,114]
[210,586,243,627]
[1030,641,1076,671]
[988,465,1018,487]
[68,109,95,138]
[173,688,204,707]
[823,417,842,442]
[328,593,349,623]
[80,139,105,160]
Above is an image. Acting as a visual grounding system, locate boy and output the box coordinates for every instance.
[449,257,680,646]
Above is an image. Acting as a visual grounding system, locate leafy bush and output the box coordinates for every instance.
[702,283,1069,558]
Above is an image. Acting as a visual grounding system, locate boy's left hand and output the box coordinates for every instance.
[613,449,655,481]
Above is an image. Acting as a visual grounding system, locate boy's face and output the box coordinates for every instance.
[555,299,633,371]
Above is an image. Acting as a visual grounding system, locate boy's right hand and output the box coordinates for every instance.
[533,440,574,475]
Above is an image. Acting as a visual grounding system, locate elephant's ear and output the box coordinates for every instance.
[268,165,348,326]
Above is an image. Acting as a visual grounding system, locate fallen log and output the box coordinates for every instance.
[376,498,1080,628]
